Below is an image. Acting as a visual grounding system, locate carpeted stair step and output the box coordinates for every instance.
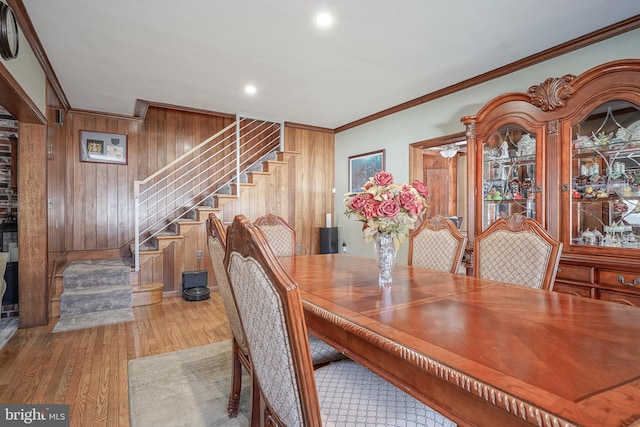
[59,284,132,316]
[54,258,135,333]
[62,259,131,291]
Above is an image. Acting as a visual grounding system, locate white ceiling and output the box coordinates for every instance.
[21,0,640,129]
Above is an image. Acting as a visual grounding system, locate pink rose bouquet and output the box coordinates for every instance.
[344,171,429,249]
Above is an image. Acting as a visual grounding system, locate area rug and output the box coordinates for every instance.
[128,340,250,427]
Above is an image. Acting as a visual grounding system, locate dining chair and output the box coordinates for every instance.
[206,213,344,421]
[224,214,457,427]
[253,213,296,256]
[474,214,563,290]
[408,215,468,273]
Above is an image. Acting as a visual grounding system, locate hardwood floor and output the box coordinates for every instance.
[0,293,232,426]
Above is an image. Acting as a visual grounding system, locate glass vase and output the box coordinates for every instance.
[373,234,397,285]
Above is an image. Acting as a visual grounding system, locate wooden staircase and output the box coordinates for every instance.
[49,150,300,318]
[132,151,297,299]
[50,152,297,318]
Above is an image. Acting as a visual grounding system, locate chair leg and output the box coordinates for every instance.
[250,369,261,427]
[227,339,243,418]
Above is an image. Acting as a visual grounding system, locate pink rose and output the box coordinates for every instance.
[349,194,369,211]
[362,199,379,219]
[378,199,400,218]
[374,171,394,186]
[398,190,416,207]
[412,180,429,198]
[398,190,423,215]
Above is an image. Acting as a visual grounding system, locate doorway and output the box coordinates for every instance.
[409,132,467,231]
[423,152,458,218]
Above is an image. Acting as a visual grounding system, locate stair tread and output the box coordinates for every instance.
[177,220,202,226]
[133,282,164,292]
[138,249,163,255]
[156,233,182,239]
[61,285,132,296]
[63,259,129,275]
[137,242,158,251]
[51,282,162,299]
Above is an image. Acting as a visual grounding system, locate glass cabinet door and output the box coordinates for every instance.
[570,100,640,249]
[481,125,538,230]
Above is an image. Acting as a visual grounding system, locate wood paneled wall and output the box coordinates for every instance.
[63,113,140,251]
[48,106,334,256]
[286,126,335,255]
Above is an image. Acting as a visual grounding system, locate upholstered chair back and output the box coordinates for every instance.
[254,213,296,257]
[408,216,468,273]
[474,215,563,291]
[206,213,248,354]
[225,215,321,425]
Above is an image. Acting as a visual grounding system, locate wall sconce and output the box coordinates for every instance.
[439,145,459,158]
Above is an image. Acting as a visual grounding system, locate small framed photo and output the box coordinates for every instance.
[80,130,127,164]
[348,149,385,193]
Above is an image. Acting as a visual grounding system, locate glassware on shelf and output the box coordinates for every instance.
[481,127,538,231]
[581,229,596,245]
[570,100,640,249]
[517,133,536,157]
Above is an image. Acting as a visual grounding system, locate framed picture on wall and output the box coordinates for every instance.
[348,149,385,193]
[80,130,128,164]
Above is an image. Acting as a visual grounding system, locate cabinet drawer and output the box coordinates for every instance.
[556,264,593,284]
[598,290,640,307]
[553,282,593,298]
[599,270,640,290]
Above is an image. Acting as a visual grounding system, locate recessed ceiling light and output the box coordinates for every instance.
[316,12,333,28]
[245,85,257,95]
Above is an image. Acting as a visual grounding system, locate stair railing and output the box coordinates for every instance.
[133,115,283,271]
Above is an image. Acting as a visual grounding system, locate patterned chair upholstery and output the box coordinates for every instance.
[206,213,344,420]
[408,216,468,273]
[474,215,563,290]
[206,213,250,418]
[225,215,457,427]
[253,213,296,257]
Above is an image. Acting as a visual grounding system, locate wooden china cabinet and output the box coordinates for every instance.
[462,59,640,306]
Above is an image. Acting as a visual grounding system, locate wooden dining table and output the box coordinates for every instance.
[278,254,640,427]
